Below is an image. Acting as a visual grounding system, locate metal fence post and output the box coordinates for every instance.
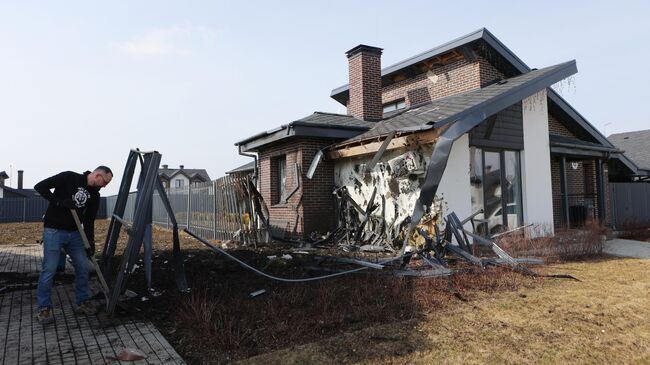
[213,180,217,240]
[186,184,191,230]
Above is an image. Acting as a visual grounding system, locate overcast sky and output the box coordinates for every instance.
[2,0,648,195]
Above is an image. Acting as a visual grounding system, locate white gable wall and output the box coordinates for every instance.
[171,175,190,189]
[521,89,555,234]
[437,134,472,222]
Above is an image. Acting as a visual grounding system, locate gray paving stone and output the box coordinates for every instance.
[0,244,186,364]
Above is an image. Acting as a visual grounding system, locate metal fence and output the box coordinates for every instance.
[0,197,108,223]
[610,182,650,230]
[105,175,255,242]
[0,197,49,223]
[552,193,598,228]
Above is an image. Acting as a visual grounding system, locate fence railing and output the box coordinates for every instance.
[610,182,650,230]
[105,175,256,242]
[552,193,598,228]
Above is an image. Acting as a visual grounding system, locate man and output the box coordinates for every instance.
[34,166,113,324]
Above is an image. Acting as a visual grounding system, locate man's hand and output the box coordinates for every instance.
[58,199,76,209]
[86,241,95,258]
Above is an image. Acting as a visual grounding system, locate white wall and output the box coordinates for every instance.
[437,134,472,222]
[171,175,190,189]
[521,89,554,234]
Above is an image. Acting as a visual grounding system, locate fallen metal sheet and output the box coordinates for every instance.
[366,131,395,172]
[482,258,544,265]
[393,268,452,277]
[359,245,387,253]
[306,150,324,179]
[327,257,385,270]
[464,230,516,265]
[444,242,482,266]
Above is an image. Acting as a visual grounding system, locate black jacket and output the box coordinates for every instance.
[34,171,101,242]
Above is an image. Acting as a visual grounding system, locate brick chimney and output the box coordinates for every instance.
[17,170,23,190]
[346,44,383,122]
[179,165,184,170]
[162,164,168,169]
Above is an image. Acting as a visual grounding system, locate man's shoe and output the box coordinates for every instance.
[75,301,97,315]
[37,308,54,324]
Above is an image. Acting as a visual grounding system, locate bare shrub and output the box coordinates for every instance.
[495,220,604,262]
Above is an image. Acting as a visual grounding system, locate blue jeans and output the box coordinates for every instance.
[37,228,90,309]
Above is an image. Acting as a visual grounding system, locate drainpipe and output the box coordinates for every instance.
[238,145,257,184]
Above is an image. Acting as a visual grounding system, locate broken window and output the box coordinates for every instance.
[470,147,523,235]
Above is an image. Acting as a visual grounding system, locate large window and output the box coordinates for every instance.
[174,179,184,188]
[470,147,523,235]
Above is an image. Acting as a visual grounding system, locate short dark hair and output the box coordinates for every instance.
[95,166,113,176]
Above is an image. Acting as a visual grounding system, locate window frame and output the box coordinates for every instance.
[382,99,406,114]
[470,147,523,233]
[273,155,287,205]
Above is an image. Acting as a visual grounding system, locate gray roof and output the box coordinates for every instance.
[0,171,8,179]
[608,129,650,170]
[226,161,255,174]
[235,112,375,151]
[159,168,211,181]
[343,60,577,143]
[1,186,40,198]
[292,112,375,129]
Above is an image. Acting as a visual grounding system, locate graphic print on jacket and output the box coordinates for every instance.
[73,187,91,208]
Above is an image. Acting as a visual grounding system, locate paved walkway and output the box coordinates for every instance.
[603,238,650,259]
[0,244,186,365]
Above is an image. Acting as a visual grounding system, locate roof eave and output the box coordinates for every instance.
[238,124,369,153]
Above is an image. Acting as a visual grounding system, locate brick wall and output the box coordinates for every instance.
[548,114,575,137]
[479,56,505,86]
[603,162,611,226]
[258,139,302,238]
[348,49,383,121]
[376,55,505,109]
[380,57,481,107]
[300,139,337,235]
[550,157,609,228]
[257,137,338,239]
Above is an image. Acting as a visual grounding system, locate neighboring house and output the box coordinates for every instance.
[236,28,626,239]
[0,170,40,199]
[0,171,8,198]
[159,165,211,189]
[607,129,650,181]
[226,161,255,178]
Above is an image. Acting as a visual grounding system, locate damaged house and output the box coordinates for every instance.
[235,28,624,242]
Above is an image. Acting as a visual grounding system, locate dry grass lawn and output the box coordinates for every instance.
[241,258,650,365]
